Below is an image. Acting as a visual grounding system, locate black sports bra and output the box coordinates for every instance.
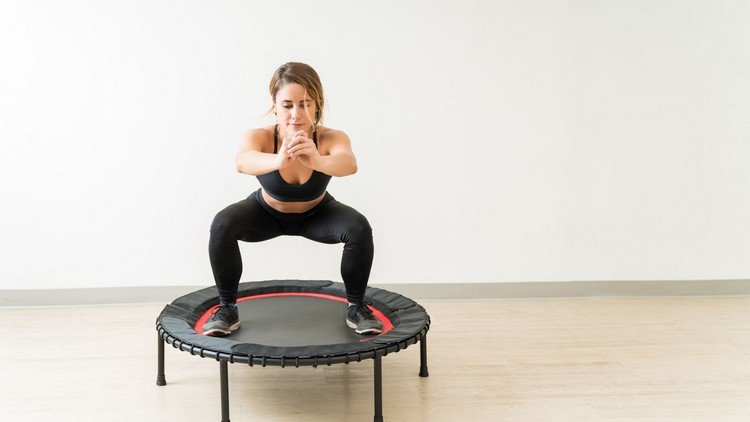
[256,125,332,202]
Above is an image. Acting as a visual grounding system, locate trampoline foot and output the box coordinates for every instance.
[419,334,429,378]
[157,333,167,386]
[374,355,383,421]
[220,361,230,422]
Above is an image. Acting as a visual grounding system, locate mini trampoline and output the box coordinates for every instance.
[156,280,430,422]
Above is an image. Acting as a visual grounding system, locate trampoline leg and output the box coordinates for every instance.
[220,361,230,422]
[419,334,429,378]
[157,333,167,386]
[374,355,383,422]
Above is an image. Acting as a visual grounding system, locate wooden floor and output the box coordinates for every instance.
[1,297,749,421]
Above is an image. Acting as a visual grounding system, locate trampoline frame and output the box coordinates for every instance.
[155,280,430,422]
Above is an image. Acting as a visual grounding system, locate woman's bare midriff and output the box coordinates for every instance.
[261,189,326,213]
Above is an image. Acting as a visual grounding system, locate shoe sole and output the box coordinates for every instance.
[202,321,241,337]
[346,319,383,335]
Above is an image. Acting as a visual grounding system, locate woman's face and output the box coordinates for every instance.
[274,83,318,134]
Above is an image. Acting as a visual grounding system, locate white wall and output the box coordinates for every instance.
[1,0,748,289]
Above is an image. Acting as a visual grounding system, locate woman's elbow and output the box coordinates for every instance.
[349,155,358,175]
[343,159,357,176]
[236,161,253,175]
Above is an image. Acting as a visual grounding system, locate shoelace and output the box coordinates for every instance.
[354,302,376,320]
[210,305,235,320]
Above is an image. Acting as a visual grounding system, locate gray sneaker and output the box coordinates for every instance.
[346,303,383,335]
[203,304,240,336]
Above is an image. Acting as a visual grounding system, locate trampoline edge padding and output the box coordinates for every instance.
[156,280,430,367]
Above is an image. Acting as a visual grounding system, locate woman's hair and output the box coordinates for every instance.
[268,62,325,126]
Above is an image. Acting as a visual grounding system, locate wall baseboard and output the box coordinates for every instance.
[1,279,749,307]
[380,279,750,301]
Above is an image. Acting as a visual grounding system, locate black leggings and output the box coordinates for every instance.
[209,189,374,304]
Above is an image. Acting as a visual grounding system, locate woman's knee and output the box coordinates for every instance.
[342,213,373,242]
[210,208,240,238]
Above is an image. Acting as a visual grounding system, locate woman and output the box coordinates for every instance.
[204,62,382,336]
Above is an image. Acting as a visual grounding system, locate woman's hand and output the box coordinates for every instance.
[277,136,295,170]
[286,130,321,169]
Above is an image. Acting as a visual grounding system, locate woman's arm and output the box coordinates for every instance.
[235,129,291,175]
[288,129,358,177]
[315,130,358,176]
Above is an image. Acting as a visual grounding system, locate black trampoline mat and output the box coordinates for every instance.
[216,296,376,347]
[159,280,429,361]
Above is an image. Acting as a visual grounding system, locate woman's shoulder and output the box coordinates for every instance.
[316,125,349,142]
[240,125,276,152]
[245,125,276,140]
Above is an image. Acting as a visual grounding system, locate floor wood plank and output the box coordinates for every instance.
[1,297,749,421]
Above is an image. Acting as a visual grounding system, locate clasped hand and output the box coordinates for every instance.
[278,130,320,170]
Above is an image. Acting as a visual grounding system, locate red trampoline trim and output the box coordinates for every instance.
[194,292,394,335]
